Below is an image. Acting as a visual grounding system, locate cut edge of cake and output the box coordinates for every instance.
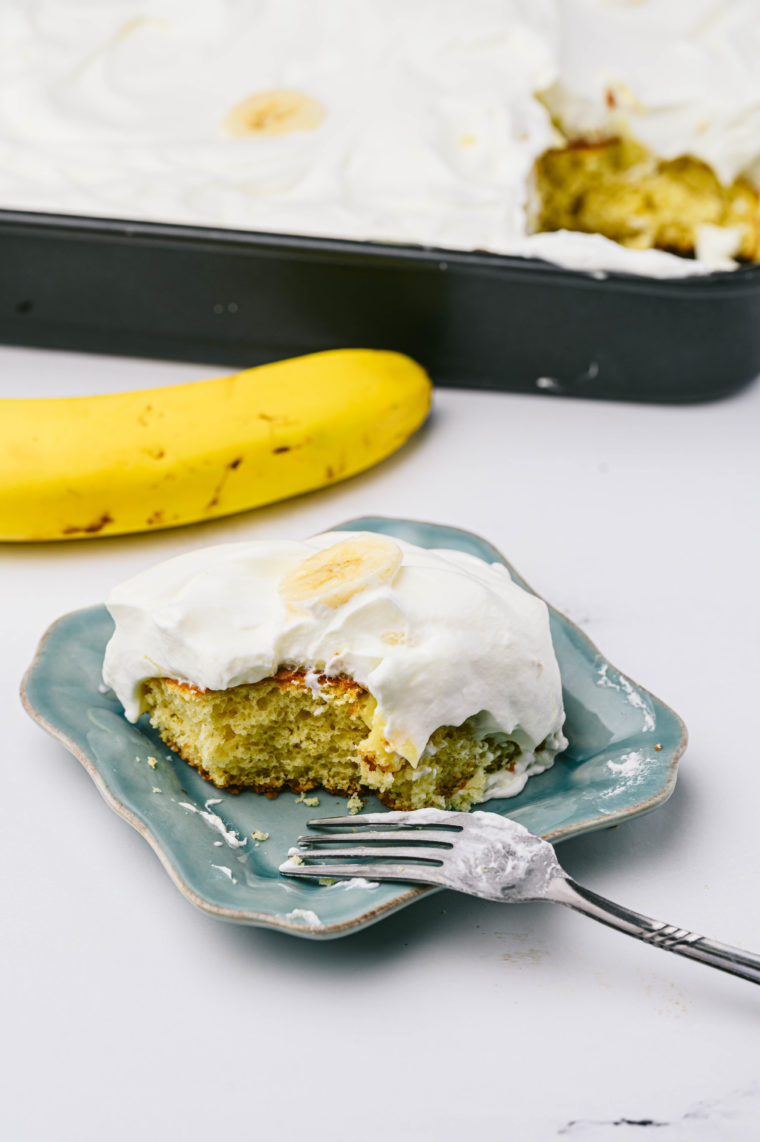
[140,668,559,812]
[532,133,760,263]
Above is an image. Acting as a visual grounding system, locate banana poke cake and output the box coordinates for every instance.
[2,0,759,276]
[102,532,567,811]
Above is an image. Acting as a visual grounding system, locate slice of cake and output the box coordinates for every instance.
[102,532,567,811]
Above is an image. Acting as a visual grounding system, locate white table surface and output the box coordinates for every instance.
[3,344,759,1142]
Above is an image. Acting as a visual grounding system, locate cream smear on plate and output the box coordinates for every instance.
[1,0,759,276]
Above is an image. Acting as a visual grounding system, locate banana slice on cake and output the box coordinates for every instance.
[221,89,325,137]
[279,536,403,611]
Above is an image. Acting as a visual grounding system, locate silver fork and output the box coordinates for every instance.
[280,808,760,985]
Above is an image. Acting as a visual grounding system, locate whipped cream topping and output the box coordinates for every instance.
[102,531,567,775]
[543,0,760,188]
[3,0,756,278]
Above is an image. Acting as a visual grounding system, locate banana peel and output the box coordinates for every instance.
[0,349,431,541]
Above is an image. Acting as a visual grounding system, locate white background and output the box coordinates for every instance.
[3,344,759,1141]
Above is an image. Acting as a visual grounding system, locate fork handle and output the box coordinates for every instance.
[549,876,760,985]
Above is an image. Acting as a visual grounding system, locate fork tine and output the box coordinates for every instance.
[295,830,455,848]
[288,844,444,863]
[307,813,463,831]
[279,861,442,885]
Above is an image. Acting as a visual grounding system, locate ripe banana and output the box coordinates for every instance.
[279,535,403,611]
[0,349,431,541]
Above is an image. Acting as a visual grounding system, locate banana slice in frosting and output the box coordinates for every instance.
[279,536,403,611]
[221,89,325,138]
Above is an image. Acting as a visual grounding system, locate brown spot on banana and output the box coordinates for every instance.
[61,513,113,536]
[204,457,245,512]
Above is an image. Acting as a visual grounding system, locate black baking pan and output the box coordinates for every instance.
[1,208,759,402]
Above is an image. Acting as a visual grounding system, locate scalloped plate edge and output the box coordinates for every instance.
[20,643,430,938]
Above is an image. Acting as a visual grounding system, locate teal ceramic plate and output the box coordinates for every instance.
[21,517,687,939]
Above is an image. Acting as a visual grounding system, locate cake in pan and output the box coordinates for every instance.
[1,1,759,278]
[102,532,567,811]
